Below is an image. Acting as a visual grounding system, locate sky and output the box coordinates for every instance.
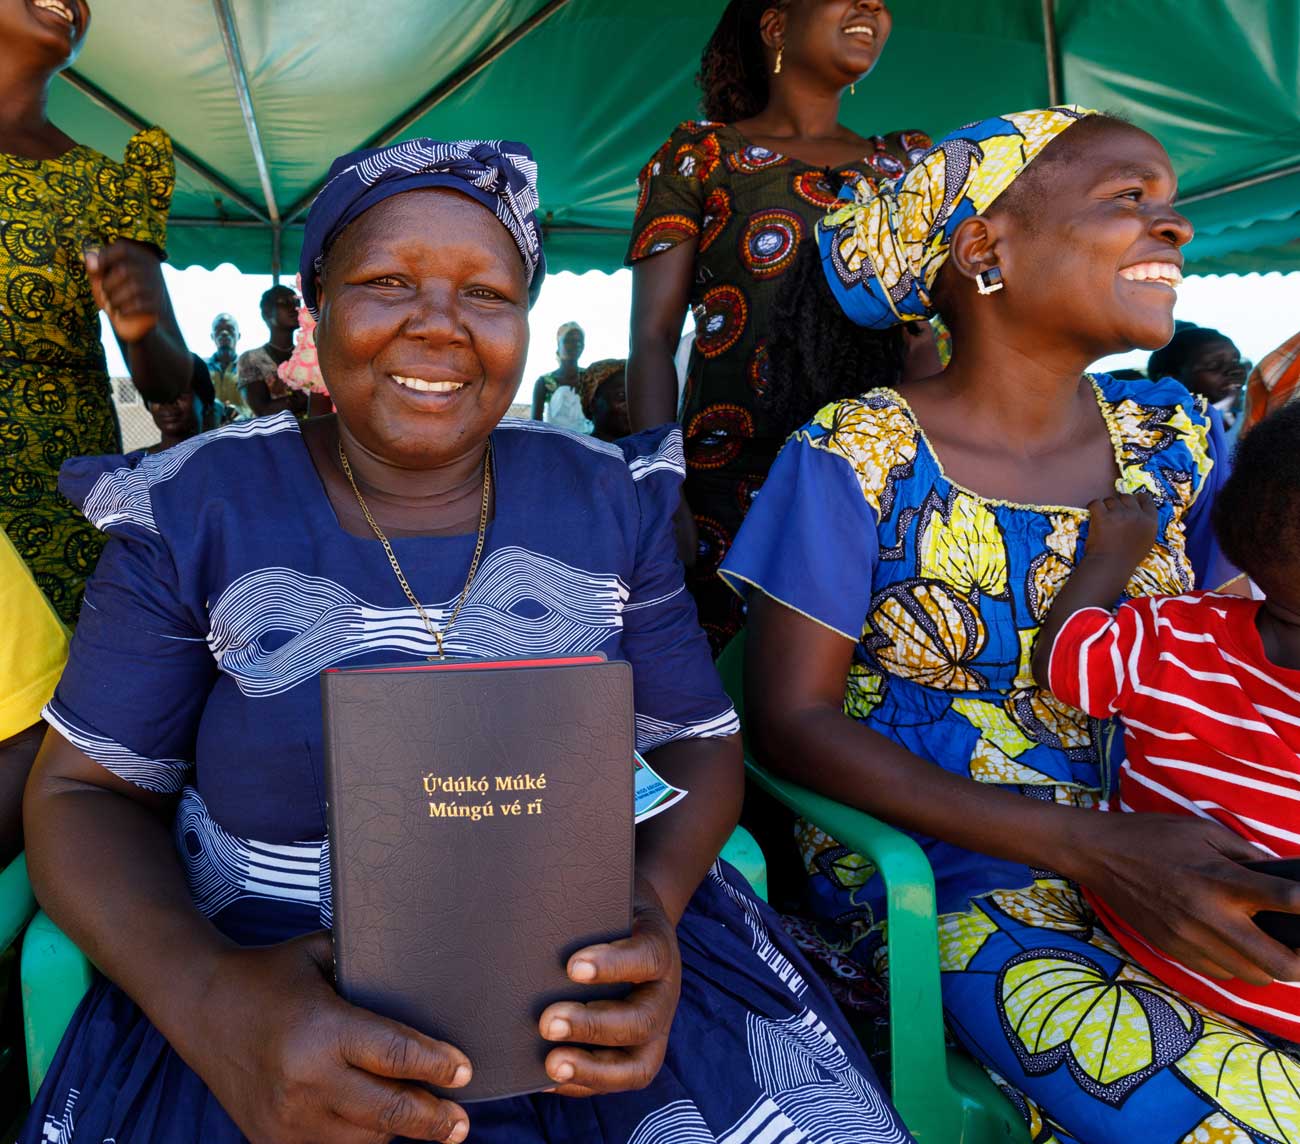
[103,266,1300,400]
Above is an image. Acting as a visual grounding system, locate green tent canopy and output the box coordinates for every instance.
[51,0,1300,278]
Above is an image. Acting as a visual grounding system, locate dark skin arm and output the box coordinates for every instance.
[1031,491,1159,689]
[530,376,548,421]
[746,590,1300,986]
[25,733,475,1144]
[627,242,699,564]
[626,242,694,433]
[86,242,189,404]
[540,733,742,1096]
[0,722,43,863]
[243,378,307,419]
[26,723,742,1122]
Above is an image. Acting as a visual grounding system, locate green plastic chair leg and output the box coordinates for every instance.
[21,910,93,1100]
[719,824,768,902]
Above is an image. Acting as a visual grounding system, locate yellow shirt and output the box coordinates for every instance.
[0,528,68,741]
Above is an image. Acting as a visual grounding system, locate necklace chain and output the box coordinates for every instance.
[337,434,492,660]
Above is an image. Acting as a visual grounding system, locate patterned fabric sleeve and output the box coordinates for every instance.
[41,454,214,794]
[719,428,880,640]
[1183,404,1239,591]
[617,426,740,754]
[1046,601,1158,717]
[625,122,719,265]
[116,127,174,255]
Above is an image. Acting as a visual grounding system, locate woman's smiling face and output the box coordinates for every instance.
[315,189,530,468]
[977,119,1195,361]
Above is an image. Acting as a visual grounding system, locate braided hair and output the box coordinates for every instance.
[762,238,905,437]
[698,0,784,123]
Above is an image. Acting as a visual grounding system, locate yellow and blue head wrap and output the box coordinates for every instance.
[818,106,1099,329]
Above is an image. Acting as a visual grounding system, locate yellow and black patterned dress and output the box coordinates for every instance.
[0,127,173,624]
[627,121,931,653]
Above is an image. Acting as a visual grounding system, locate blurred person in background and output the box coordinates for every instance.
[0,0,190,624]
[531,320,591,431]
[581,358,632,442]
[1242,328,1300,437]
[1147,324,1249,444]
[238,284,308,419]
[145,355,231,453]
[206,312,243,415]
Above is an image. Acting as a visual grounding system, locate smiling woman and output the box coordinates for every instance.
[19,137,915,1144]
[718,108,1300,1144]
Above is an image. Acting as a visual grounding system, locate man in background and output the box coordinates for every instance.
[207,312,245,418]
[238,284,307,419]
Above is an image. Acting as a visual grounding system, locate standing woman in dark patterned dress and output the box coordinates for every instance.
[0,0,190,624]
[626,0,929,653]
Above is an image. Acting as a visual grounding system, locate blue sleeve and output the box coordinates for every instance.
[1185,404,1240,591]
[617,427,740,754]
[44,454,215,793]
[719,433,880,640]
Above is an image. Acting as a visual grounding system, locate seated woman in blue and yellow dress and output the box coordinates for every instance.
[721,107,1300,1143]
[19,139,913,1144]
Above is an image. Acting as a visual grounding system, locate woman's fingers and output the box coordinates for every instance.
[544,1042,667,1096]
[540,977,675,1048]
[328,1068,468,1143]
[567,911,675,987]
[337,1012,472,1088]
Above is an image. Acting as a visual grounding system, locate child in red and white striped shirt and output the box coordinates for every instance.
[1032,402,1300,1039]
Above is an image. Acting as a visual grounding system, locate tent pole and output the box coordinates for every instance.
[1041,0,1063,105]
[282,0,576,224]
[272,224,282,284]
[1178,161,1300,207]
[61,68,269,224]
[212,0,281,238]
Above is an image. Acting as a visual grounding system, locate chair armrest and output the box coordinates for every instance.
[0,854,37,955]
[21,911,93,1100]
[744,760,953,1133]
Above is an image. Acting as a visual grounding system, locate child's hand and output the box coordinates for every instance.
[1084,491,1159,566]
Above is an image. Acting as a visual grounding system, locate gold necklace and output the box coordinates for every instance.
[337,434,492,660]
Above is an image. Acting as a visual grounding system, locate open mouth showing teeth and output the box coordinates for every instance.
[843,25,876,36]
[392,375,466,394]
[33,0,75,23]
[1119,261,1183,288]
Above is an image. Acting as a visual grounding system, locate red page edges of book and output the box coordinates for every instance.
[322,657,635,1102]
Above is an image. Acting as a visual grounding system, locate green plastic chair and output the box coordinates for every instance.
[0,854,93,1100]
[718,824,768,903]
[717,634,1028,1144]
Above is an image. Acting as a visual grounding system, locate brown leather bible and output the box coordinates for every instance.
[322,656,635,1102]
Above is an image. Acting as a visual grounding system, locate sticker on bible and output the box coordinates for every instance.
[634,750,687,824]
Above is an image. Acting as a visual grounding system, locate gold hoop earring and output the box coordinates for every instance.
[850,82,856,95]
[774,45,783,75]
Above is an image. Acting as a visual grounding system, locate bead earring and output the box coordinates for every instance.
[850,82,856,95]
[976,266,1005,295]
[774,45,783,74]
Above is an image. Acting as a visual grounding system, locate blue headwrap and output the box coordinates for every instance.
[817,106,1098,329]
[299,138,545,316]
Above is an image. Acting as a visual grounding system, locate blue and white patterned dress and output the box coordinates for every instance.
[24,413,911,1144]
